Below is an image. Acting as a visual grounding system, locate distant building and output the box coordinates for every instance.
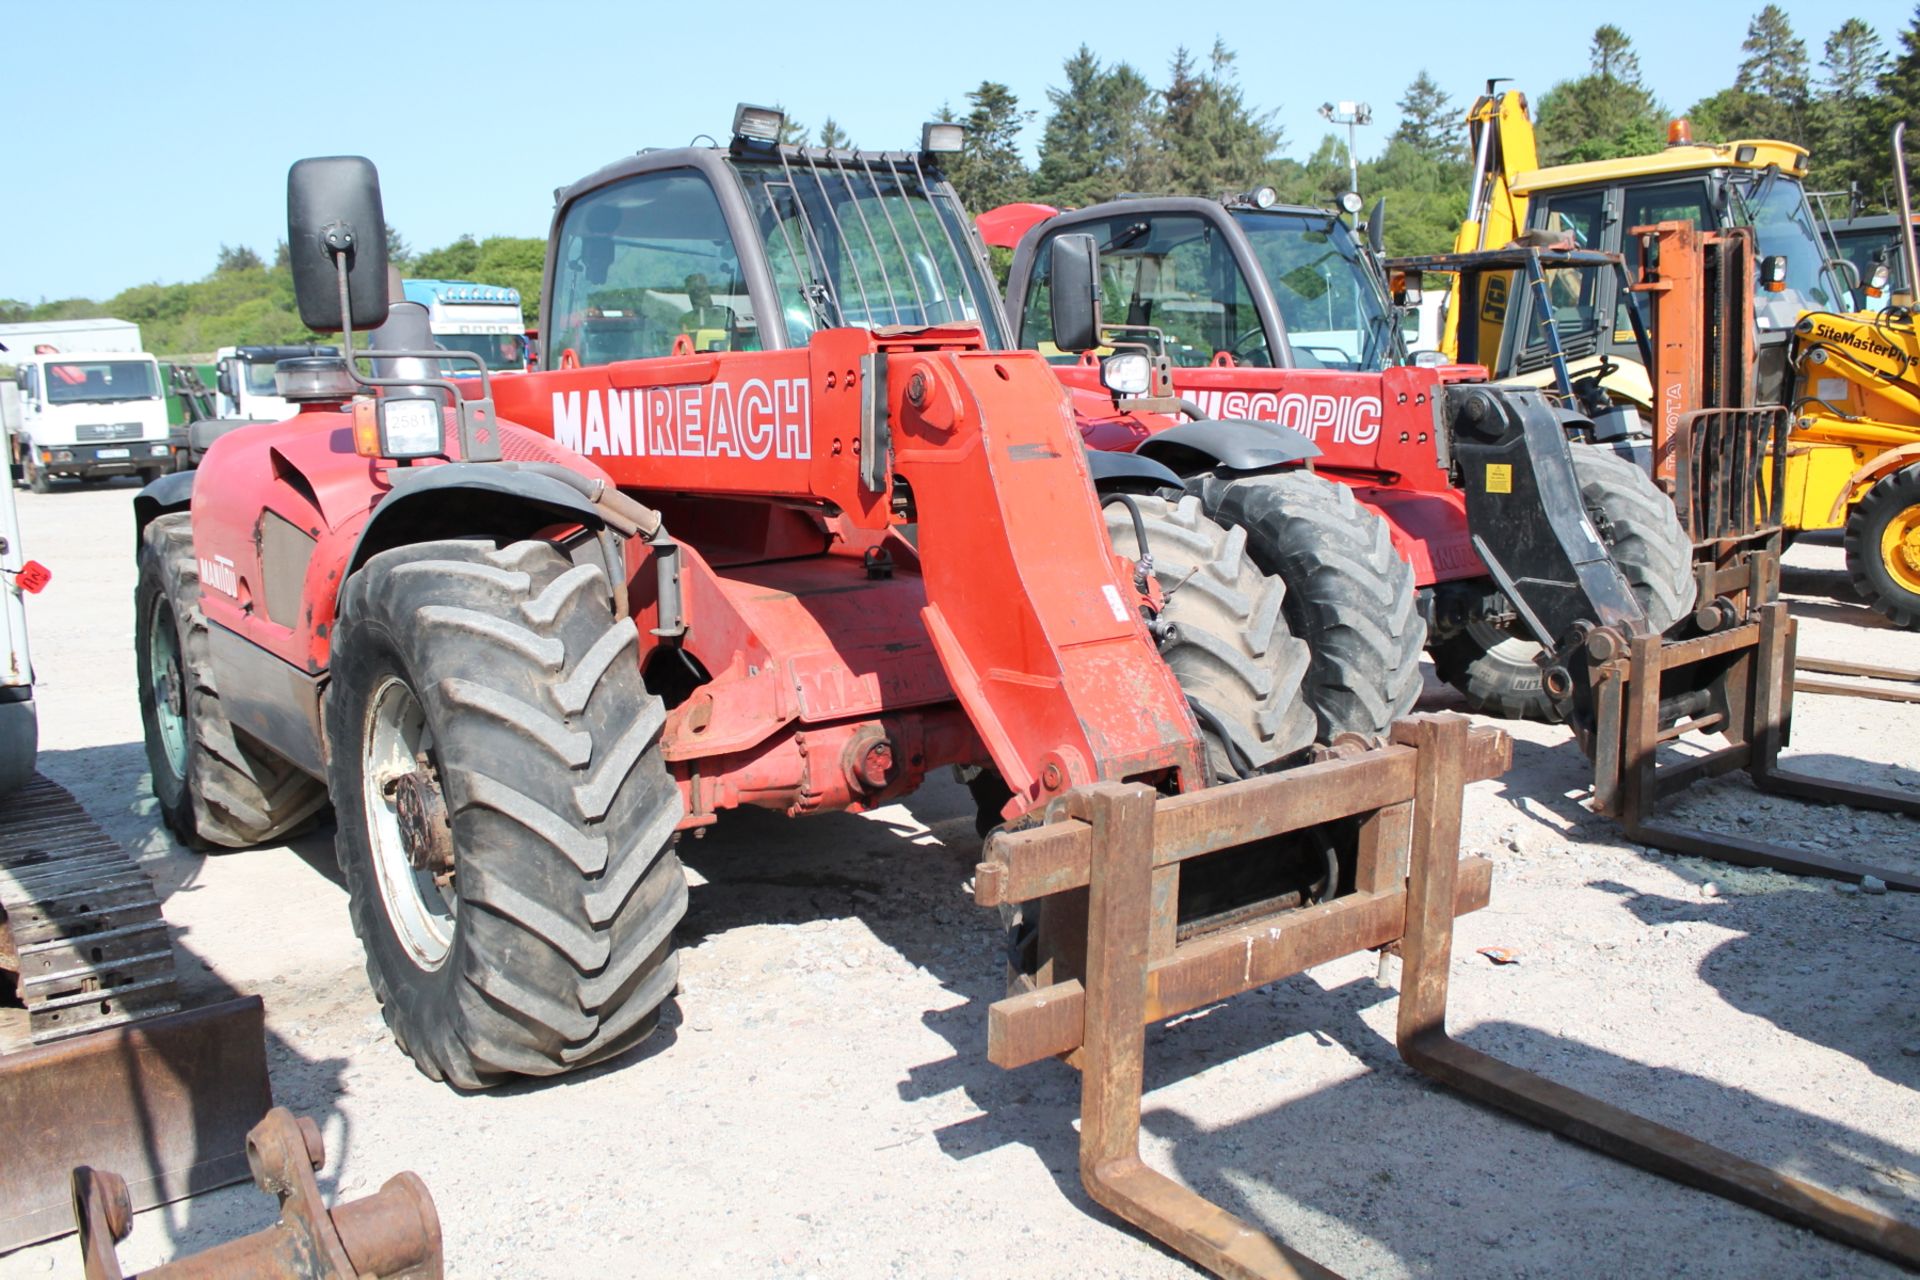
[0,318,142,358]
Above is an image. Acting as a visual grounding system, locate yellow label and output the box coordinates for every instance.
[1486,463,1513,494]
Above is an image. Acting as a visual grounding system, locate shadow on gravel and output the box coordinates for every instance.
[14,744,352,1263]
[1592,878,1920,1089]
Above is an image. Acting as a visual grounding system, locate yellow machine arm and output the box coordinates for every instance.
[1442,86,1539,360]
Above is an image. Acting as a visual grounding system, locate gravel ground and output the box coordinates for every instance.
[3,478,1917,1279]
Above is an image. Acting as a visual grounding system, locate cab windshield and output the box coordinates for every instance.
[242,360,280,395]
[44,360,160,404]
[733,156,1007,347]
[1232,210,1399,371]
[1728,172,1846,326]
[434,331,527,371]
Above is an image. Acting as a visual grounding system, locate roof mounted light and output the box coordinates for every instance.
[1668,118,1693,147]
[1735,144,1758,164]
[922,122,965,154]
[732,103,786,146]
[1339,191,1364,215]
[1228,185,1278,209]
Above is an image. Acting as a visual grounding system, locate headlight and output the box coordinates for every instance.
[1100,352,1152,398]
[354,396,446,459]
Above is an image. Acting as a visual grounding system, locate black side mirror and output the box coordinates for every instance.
[1366,198,1386,256]
[286,156,391,332]
[1048,234,1101,353]
[215,361,235,400]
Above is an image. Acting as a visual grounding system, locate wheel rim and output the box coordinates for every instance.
[362,676,456,970]
[1881,502,1920,595]
[145,596,189,780]
[1464,616,1543,670]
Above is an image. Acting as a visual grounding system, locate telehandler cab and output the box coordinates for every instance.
[130,114,1919,1276]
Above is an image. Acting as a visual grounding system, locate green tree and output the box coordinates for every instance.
[1158,40,1283,196]
[1872,6,1920,199]
[1809,19,1888,194]
[817,117,850,150]
[1393,70,1460,161]
[1734,5,1811,139]
[409,235,483,281]
[385,225,412,267]
[1535,26,1666,163]
[215,244,264,274]
[1032,46,1162,206]
[942,81,1032,212]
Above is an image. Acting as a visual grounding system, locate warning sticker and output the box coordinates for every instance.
[1485,463,1513,494]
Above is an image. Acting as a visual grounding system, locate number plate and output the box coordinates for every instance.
[96,448,130,459]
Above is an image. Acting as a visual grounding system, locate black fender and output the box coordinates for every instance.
[345,462,616,593]
[1133,417,1322,476]
[1085,449,1183,492]
[133,470,195,544]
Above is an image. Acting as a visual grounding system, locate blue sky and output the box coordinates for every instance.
[5,0,1913,302]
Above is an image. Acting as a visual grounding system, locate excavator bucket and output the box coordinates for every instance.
[0,774,272,1250]
[977,715,1920,1277]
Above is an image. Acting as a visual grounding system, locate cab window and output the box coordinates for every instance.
[548,171,758,368]
[1020,212,1271,366]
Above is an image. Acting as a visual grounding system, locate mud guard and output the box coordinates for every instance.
[1133,416,1321,475]
[1085,450,1183,492]
[132,470,195,543]
[344,462,615,586]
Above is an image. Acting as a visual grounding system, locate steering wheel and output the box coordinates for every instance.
[1228,327,1271,366]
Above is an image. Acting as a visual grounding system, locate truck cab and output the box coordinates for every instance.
[10,349,172,490]
[1507,136,1849,400]
[215,344,338,421]
[401,279,529,372]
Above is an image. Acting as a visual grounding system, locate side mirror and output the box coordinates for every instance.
[215,361,236,400]
[286,156,391,332]
[1048,233,1101,354]
[1366,198,1386,256]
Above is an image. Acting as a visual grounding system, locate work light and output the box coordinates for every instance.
[1100,352,1151,398]
[922,123,965,154]
[733,104,786,145]
[353,396,445,459]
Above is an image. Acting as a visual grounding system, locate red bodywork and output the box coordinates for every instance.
[1055,359,1492,587]
[189,326,1210,829]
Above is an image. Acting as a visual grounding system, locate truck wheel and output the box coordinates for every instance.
[327,539,688,1089]
[23,450,50,494]
[1103,494,1316,781]
[1191,470,1425,740]
[1433,443,1697,721]
[135,513,329,848]
[1844,465,1920,629]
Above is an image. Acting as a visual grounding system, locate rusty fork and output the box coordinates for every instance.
[979,714,1920,1279]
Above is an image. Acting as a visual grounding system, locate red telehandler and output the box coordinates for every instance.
[127,113,1918,1275]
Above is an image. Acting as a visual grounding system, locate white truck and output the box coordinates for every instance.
[7,348,172,490]
[214,343,338,420]
[402,279,529,370]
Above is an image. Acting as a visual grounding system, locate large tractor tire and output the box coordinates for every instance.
[136,513,328,848]
[326,539,687,1089]
[1844,465,1920,629]
[1191,469,1425,740]
[1433,443,1697,721]
[1102,494,1317,780]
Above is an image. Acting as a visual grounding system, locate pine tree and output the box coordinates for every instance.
[1592,24,1642,82]
[1536,27,1667,163]
[1809,19,1887,194]
[215,244,263,274]
[1033,46,1163,206]
[1872,5,1920,199]
[943,82,1032,212]
[818,117,850,150]
[1734,5,1811,139]
[1157,40,1284,197]
[1393,70,1460,161]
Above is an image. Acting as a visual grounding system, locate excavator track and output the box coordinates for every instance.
[0,774,179,1043]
